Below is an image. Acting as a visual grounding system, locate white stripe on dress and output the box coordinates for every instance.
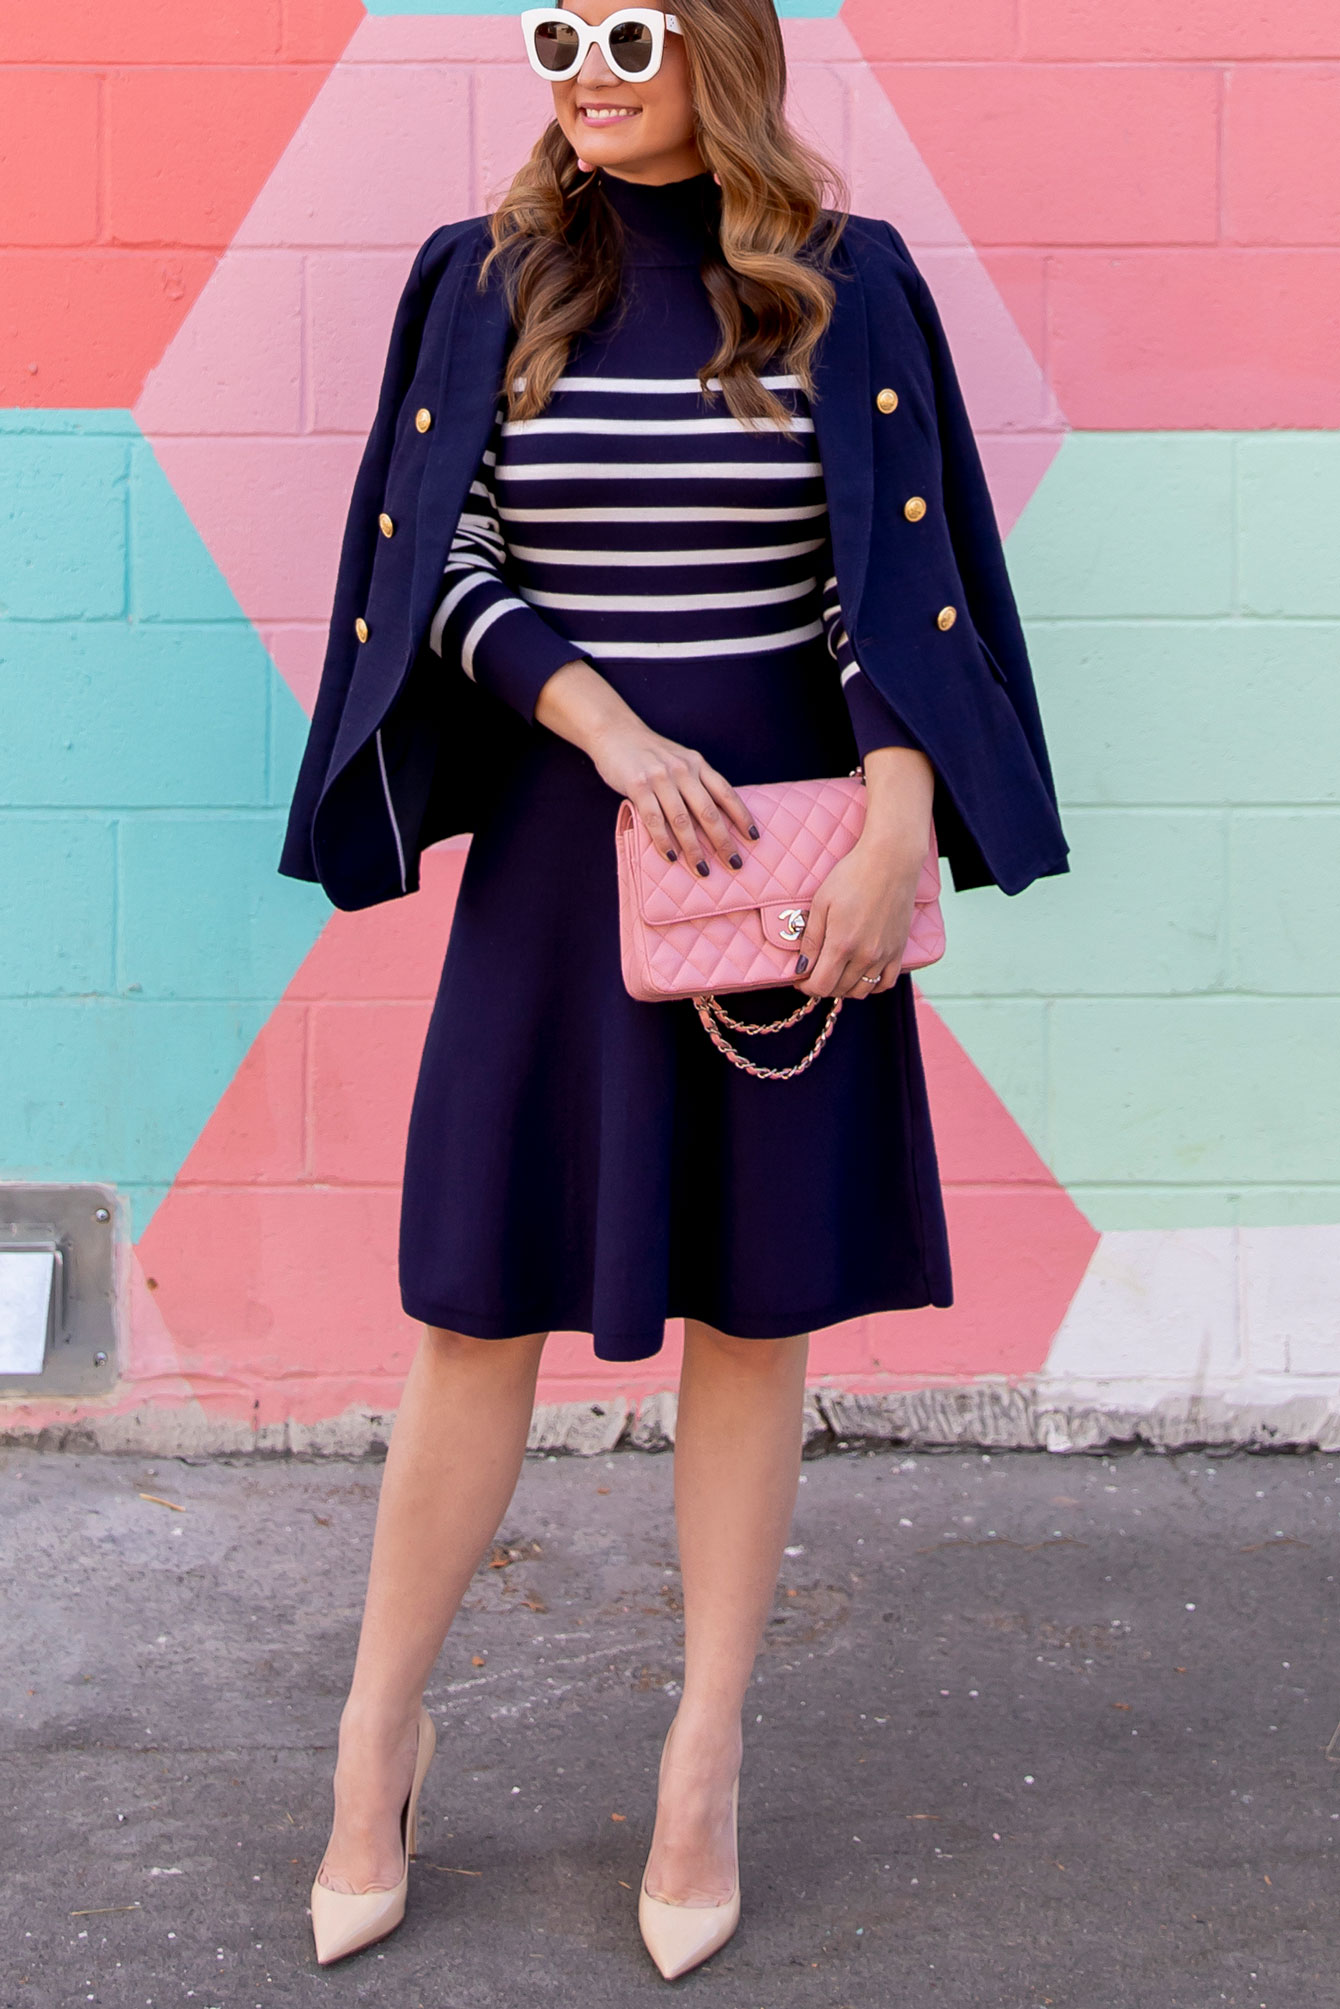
[518,578,819,615]
[569,621,826,661]
[498,503,828,524]
[429,569,496,656]
[501,415,814,438]
[498,459,824,483]
[540,373,804,394]
[507,538,826,567]
[460,597,528,681]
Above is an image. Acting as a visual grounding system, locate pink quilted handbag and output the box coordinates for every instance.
[615,775,945,1080]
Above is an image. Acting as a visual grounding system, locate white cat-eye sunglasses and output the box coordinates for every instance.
[520,8,683,83]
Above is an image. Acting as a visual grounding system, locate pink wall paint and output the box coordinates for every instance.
[0,0,362,405]
[849,2,1340,427]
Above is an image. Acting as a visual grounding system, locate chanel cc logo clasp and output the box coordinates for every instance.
[778,908,809,943]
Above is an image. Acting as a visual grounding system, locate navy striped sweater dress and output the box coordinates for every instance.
[398,167,952,1361]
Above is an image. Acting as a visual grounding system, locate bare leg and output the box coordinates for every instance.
[318,1324,548,1894]
[642,1320,810,1904]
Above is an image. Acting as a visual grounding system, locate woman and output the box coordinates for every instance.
[279,0,1069,1979]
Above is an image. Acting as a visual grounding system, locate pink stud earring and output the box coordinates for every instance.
[713,171,721,185]
[577,157,595,172]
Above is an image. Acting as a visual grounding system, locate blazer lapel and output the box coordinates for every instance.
[810,244,874,640]
[411,256,514,640]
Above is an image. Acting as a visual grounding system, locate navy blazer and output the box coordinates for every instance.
[278,211,1070,909]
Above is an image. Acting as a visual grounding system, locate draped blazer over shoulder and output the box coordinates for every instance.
[279,210,1070,909]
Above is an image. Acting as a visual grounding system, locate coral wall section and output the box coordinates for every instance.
[2,0,1337,1450]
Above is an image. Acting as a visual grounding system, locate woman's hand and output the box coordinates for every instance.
[793,746,937,1001]
[533,658,757,875]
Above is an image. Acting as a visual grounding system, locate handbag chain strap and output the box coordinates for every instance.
[701,993,819,1036]
[692,992,844,1082]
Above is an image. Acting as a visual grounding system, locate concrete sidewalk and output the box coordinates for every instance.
[2,1441,1337,2009]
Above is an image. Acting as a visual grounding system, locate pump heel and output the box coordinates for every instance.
[309,1706,436,1968]
[637,1718,741,1981]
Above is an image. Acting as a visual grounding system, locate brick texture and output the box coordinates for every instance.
[863,23,1340,427]
[0,0,360,403]
[1,5,1337,1431]
[922,426,1340,1233]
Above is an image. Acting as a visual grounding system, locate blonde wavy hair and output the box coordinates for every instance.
[479,0,850,430]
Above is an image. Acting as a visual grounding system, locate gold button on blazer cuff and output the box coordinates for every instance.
[936,605,958,632]
[904,496,927,523]
[876,388,899,415]
[378,512,395,538]
[414,408,433,433]
[355,617,369,643]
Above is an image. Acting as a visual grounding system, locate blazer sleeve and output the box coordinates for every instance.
[884,220,1061,812]
[278,225,454,884]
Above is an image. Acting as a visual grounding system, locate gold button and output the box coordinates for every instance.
[876,388,899,415]
[378,512,395,538]
[936,605,958,632]
[355,617,369,643]
[414,407,432,433]
[904,496,927,523]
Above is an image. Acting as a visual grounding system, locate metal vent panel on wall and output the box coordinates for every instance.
[0,1188,117,1397]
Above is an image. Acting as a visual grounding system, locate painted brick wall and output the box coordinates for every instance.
[2,1,1337,1452]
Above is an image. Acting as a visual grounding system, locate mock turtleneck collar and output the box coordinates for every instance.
[596,166,720,265]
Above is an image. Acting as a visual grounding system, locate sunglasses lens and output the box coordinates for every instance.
[531,20,581,72]
[607,21,656,73]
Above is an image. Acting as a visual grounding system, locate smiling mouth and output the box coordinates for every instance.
[580,104,642,122]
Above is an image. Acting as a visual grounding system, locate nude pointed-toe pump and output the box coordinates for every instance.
[309,1705,436,1968]
[638,1719,742,1982]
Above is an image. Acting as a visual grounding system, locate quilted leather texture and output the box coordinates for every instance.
[616,776,945,1003]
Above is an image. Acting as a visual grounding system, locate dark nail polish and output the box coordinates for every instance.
[796,955,809,975]
[665,848,677,862]
[729,853,743,871]
[696,860,710,878]
[747,824,760,841]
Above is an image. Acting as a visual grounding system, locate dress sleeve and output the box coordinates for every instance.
[819,558,924,763]
[429,406,588,722]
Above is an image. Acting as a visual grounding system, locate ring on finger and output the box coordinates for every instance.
[860,971,883,987]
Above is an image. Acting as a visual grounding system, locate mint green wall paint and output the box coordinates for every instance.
[1238,435,1340,619]
[0,412,330,1240]
[919,430,1340,1232]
